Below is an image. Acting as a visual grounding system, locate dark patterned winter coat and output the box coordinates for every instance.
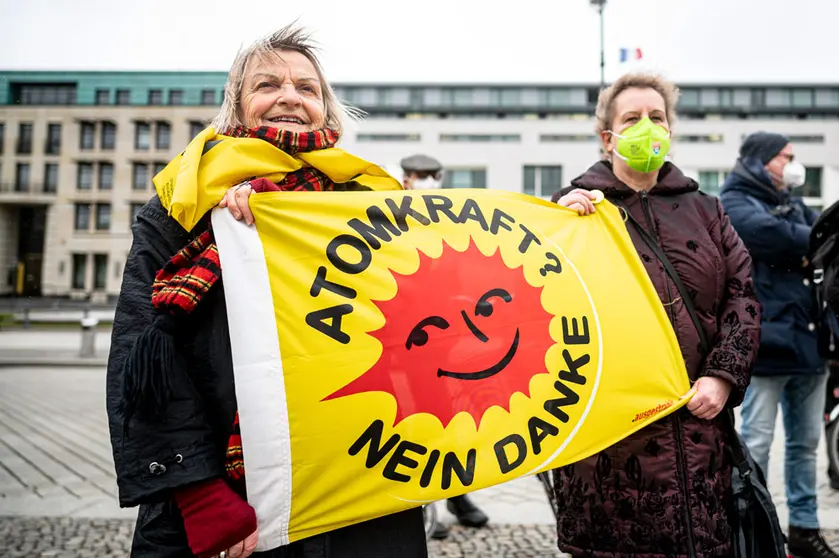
[550,161,761,558]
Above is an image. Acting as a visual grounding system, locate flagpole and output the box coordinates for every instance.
[590,0,607,90]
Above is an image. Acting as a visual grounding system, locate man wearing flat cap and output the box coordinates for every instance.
[721,133,837,557]
[399,154,445,190]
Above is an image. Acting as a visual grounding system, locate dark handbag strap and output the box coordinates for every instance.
[618,204,753,480]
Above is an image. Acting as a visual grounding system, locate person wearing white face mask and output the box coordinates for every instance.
[399,154,445,190]
[720,132,838,558]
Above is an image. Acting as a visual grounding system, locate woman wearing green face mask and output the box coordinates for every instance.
[551,73,761,558]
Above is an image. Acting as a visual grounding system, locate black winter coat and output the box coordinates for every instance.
[107,197,427,557]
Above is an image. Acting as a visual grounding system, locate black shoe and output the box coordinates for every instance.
[430,521,449,540]
[788,526,839,558]
[447,495,489,528]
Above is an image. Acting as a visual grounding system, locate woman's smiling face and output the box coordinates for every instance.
[239,50,326,132]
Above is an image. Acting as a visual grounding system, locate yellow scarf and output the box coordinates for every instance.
[153,126,403,232]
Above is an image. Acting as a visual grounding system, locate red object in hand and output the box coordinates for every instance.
[175,478,257,558]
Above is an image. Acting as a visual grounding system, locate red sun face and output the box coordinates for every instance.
[324,239,555,428]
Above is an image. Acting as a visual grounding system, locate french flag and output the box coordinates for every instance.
[619,47,644,63]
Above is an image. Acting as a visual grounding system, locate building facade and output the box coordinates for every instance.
[1,71,838,300]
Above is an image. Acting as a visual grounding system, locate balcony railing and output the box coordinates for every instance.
[44,140,61,155]
[16,140,32,154]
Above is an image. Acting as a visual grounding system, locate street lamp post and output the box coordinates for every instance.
[590,0,607,90]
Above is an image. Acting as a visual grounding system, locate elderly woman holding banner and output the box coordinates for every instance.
[106,25,427,558]
[552,72,761,557]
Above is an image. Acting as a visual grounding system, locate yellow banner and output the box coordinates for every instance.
[211,189,691,551]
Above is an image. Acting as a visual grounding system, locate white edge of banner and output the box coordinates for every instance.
[211,208,291,551]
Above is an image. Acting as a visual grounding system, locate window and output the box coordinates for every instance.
[679,89,700,108]
[443,169,487,189]
[733,89,751,107]
[381,88,410,107]
[523,165,563,198]
[355,88,378,105]
[155,121,171,150]
[357,133,420,142]
[116,89,131,105]
[787,134,825,144]
[99,163,114,190]
[792,89,814,108]
[677,134,725,143]
[80,122,95,150]
[95,204,111,231]
[44,163,59,193]
[201,89,216,105]
[15,163,30,192]
[815,89,839,108]
[101,122,116,150]
[77,163,94,190]
[546,89,571,107]
[499,89,521,107]
[408,89,424,108]
[93,254,108,290]
[801,167,823,199]
[540,134,597,142]
[189,121,205,139]
[521,88,540,106]
[95,89,110,105]
[0,123,5,154]
[168,90,184,105]
[74,204,91,230]
[13,84,77,105]
[72,254,87,290]
[135,122,150,150]
[700,89,720,107]
[698,170,727,197]
[131,203,145,224]
[153,161,167,177]
[766,88,792,108]
[17,122,33,154]
[46,123,61,154]
[132,163,149,190]
[439,134,520,142]
[148,89,163,105]
[752,89,766,108]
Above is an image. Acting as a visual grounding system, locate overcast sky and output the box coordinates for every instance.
[1,0,835,84]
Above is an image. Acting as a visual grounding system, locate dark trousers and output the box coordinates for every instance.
[132,501,427,558]
[255,508,427,558]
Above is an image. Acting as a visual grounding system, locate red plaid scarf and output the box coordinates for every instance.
[124,126,338,493]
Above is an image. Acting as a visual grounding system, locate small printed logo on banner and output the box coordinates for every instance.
[632,400,674,423]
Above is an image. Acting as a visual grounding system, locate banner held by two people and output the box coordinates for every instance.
[210,188,692,551]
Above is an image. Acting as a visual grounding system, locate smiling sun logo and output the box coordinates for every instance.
[324,238,555,428]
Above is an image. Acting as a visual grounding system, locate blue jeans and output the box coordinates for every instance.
[740,373,827,529]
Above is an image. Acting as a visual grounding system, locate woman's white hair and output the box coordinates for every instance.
[210,23,361,134]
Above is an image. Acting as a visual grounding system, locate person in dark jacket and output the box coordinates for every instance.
[720,132,838,558]
[106,24,427,558]
[552,71,760,558]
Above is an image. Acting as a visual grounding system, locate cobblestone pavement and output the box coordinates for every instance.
[1,517,837,558]
[0,517,564,557]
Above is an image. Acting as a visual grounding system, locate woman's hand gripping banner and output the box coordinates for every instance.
[210,189,692,551]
